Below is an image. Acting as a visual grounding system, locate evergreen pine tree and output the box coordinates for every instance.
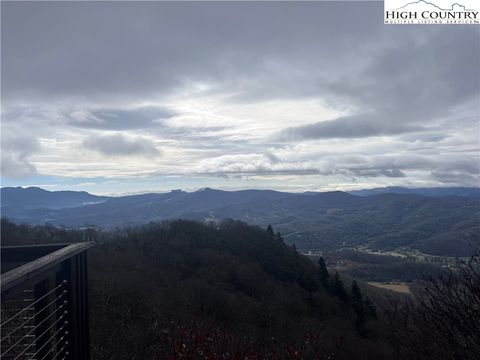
[350,280,367,336]
[275,231,284,242]
[331,272,348,301]
[364,296,377,319]
[275,231,284,243]
[266,225,274,238]
[318,257,329,287]
[350,280,363,303]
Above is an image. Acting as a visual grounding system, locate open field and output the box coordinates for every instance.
[367,282,412,294]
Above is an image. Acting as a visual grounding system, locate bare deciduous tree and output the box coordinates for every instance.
[384,240,480,360]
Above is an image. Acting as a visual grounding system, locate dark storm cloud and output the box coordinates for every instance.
[67,106,175,130]
[83,134,160,157]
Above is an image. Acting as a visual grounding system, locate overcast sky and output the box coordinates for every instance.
[1,1,479,195]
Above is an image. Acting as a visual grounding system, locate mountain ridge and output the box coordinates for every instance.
[2,186,478,256]
[3,185,479,200]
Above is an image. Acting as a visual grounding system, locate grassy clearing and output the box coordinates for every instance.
[367,282,412,294]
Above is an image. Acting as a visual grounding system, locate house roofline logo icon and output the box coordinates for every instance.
[384,0,479,24]
[393,1,475,11]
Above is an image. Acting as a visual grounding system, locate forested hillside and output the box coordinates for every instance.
[1,218,390,359]
[88,220,389,359]
[2,219,478,359]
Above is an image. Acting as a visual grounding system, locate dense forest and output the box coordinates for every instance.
[1,218,479,359]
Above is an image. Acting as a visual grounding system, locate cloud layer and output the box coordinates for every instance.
[1,135,39,179]
[1,2,478,193]
[82,134,160,157]
[276,114,425,140]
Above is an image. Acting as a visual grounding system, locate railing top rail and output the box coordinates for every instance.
[1,243,74,250]
[0,242,94,293]
[2,242,74,250]
[1,243,74,264]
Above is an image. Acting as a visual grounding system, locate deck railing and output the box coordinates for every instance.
[1,243,93,360]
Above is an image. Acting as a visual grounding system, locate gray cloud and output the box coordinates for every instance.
[431,171,479,187]
[3,2,477,111]
[1,2,478,190]
[1,155,37,179]
[82,134,160,157]
[67,106,175,130]
[276,27,479,141]
[277,114,425,140]
[264,152,280,164]
[435,158,480,176]
[196,169,321,179]
[328,28,479,117]
[350,169,406,178]
[399,133,450,143]
[192,152,475,184]
[1,1,380,104]
[1,136,40,179]
[188,152,415,180]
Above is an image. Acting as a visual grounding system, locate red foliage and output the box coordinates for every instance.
[162,318,338,360]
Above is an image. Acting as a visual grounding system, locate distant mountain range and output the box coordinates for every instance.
[348,186,480,198]
[1,186,479,256]
[1,186,110,216]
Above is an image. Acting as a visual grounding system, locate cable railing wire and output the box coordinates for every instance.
[2,303,68,357]
[2,310,66,357]
[2,243,92,360]
[21,324,68,360]
[0,282,66,328]
[12,317,68,360]
[36,333,69,360]
[1,316,35,343]
[0,290,68,342]
[1,294,68,343]
[50,343,69,360]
